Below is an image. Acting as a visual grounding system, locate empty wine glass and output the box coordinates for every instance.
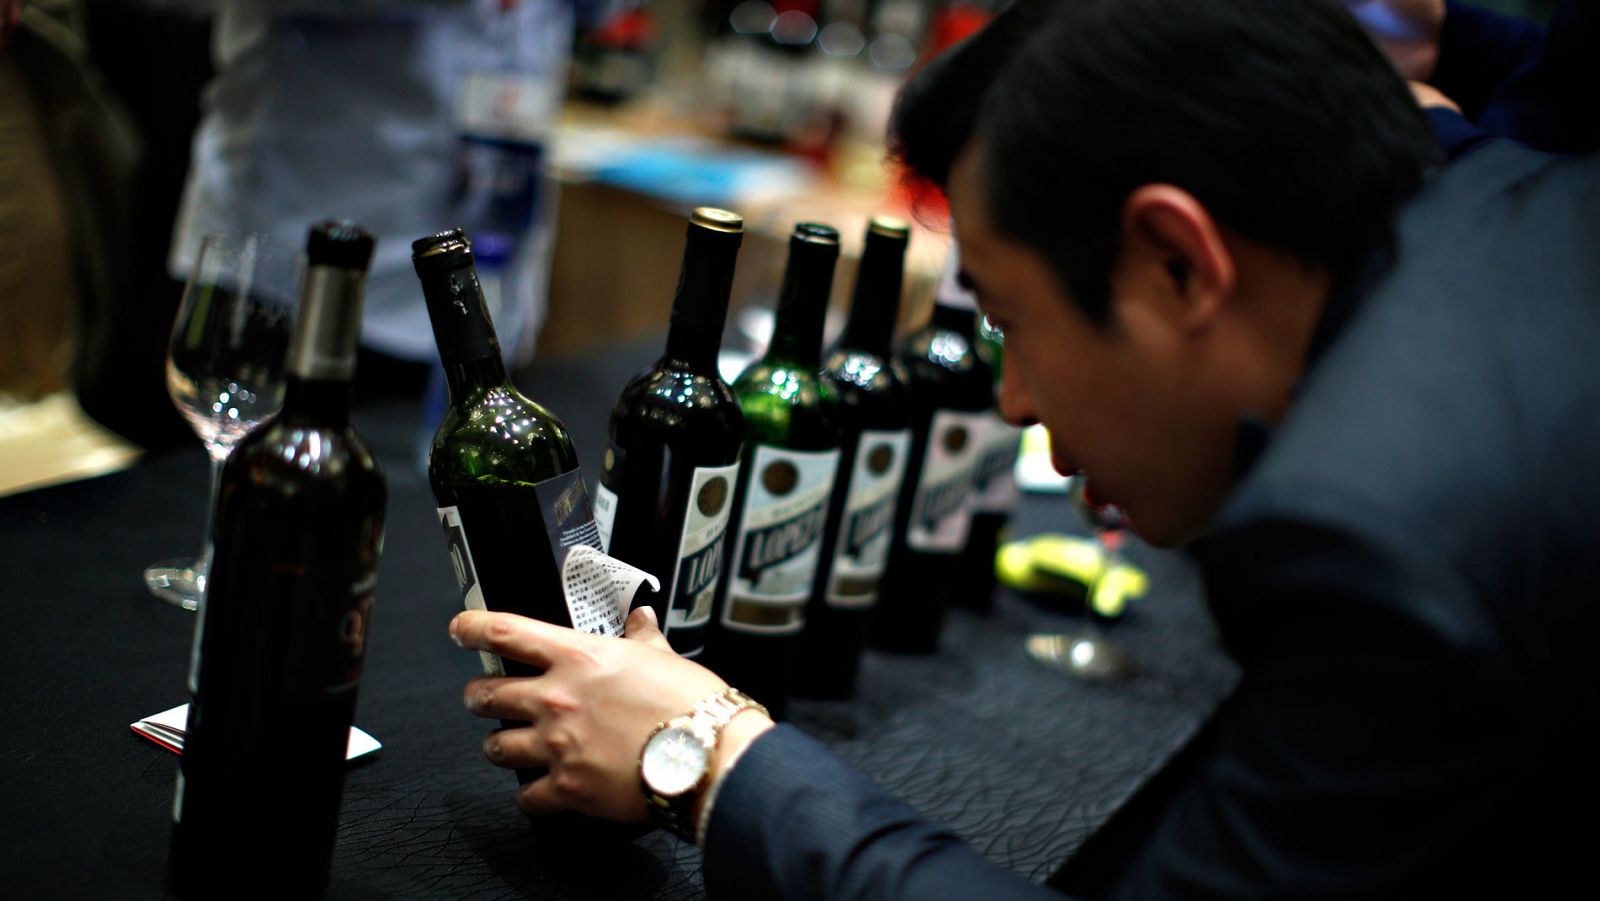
[1025,475,1135,681]
[145,234,296,610]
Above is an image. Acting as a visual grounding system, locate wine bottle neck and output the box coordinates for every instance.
[417,255,506,376]
[839,231,906,356]
[280,375,354,425]
[287,264,366,382]
[770,252,835,368]
[930,302,977,335]
[442,353,512,405]
[663,226,740,373]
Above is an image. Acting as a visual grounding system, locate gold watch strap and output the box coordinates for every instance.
[642,688,768,842]
[689,687,767,742]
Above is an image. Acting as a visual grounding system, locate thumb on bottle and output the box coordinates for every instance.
[624,603,671,650]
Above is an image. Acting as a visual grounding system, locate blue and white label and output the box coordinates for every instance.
[722,445,840,634]
[907,410,987,553]
[826,429,911,608]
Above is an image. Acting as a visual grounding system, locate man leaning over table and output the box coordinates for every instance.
[445,0,1600,897]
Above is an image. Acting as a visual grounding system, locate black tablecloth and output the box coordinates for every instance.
[0,341,1237,899]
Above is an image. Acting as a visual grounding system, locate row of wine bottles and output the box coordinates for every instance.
[592,208,1023,719]
[169,208,1024,896]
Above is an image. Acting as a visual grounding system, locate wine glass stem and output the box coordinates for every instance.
[196,453,224,589]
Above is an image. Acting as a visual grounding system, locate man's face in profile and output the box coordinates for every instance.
[946,144,1241,547]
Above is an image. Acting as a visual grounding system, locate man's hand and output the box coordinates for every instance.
[1344,0,1447,82]
[451,605,771,825]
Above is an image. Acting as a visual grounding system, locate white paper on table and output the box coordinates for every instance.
[130,703,381,762]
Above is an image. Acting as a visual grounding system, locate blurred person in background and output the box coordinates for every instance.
[67,0,212,450]
[0,0,140,407]
[169,0,608,397]
[438,0,1600,898]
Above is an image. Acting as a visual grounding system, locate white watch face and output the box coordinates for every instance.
[642,725,710,798]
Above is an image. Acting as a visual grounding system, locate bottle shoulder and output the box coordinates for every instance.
[823,349,913,428]
[896,328,993,409]
[614,367,745,423]
[228,418,387,500]
[431,385,579,485]
[733,360,841,448]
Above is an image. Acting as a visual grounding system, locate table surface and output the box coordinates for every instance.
[0,340,1237,899]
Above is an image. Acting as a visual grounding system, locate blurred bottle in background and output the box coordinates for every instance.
[572,0,662,105]
[952,311,1022,613]
[871,249,990,654]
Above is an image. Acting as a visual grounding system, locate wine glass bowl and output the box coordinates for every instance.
[145,234,296,610]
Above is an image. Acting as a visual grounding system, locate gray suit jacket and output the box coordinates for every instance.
[702,143,1600,900]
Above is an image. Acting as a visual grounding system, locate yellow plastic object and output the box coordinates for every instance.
[995,533,1148,618]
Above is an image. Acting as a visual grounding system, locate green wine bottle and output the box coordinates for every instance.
[412,228,614,785]
[707,223,844,718]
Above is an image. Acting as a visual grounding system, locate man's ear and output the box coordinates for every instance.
[1118,184,1236,332]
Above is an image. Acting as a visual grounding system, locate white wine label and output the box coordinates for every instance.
[907,409,987,553]
[826,429,912,608]
[968,412,1024,514]
[666,461,741,633]
[593,481,618,553]
[722,445,840,635]
[561,545,660,638]
[437,504,505,676]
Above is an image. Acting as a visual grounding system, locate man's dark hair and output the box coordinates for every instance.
[891,0,1441,324]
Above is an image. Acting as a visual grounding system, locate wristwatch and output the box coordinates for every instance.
[639,687,767,842]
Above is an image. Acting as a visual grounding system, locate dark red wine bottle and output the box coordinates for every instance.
[796,216,914,697]
[954,313,1023,613]
[597,208,746,660]
[171,221,386,898]
[871,250,992,654]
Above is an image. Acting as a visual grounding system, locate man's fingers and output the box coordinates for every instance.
[482,725,549,771]
[463,675,548,722]
[623,604,672,651]
[451,610,565,669]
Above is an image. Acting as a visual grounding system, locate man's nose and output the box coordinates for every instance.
[996,353,1039,428]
